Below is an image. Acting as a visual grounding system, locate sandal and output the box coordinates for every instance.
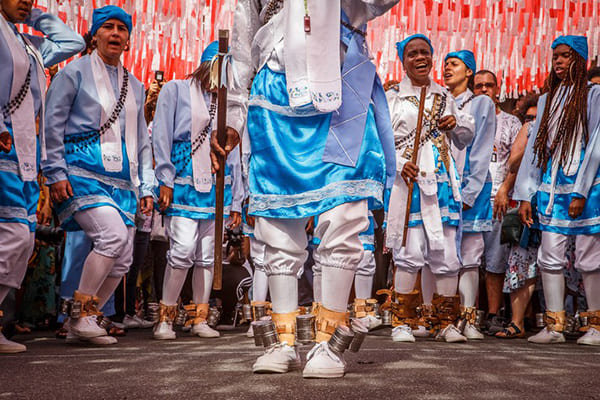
[55,326,68,339]
[495,322,525,339]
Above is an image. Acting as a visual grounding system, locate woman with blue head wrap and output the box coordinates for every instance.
[385,34,476,345]
[444,50,496,341]
[514,35,600,345]
[42,5,155,345]
[151,41,243,341]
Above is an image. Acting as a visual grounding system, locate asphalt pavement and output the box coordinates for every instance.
[1,327,598,400]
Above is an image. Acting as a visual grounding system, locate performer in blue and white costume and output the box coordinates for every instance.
[0,1,84,353]
[152,42,243,340]
[515,35,600,346]
[226,0,398,378]
[444,50,496,340]
[43,6,154,344]
[385,34,474,344]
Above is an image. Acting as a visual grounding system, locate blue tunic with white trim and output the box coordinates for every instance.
[42,55,155,231]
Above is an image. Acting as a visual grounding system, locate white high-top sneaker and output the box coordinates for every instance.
[391,325,416,342]
[246,324,254,338]
[66,330,117,345]
[463,322,484,340]
[252,343,301,373]
[438,324,467,343]
[357,315,382,331]
[153,321,176,340]
[192,321,220,338]
[70,315,106,338]
[528,327,565,344]
[302,341,346,379]
[0,331,26,353]
[577,328,600,346]
[412,325,430,338]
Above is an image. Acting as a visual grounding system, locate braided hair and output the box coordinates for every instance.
[533,50,589,171]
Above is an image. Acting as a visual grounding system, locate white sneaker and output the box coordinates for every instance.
[70,315,106,338]
[66,330,117,345]
[132,315,154,329]
[528,327,565,344]
[153,321,176,340]
[0,331,26,353]
[192,321,220,338]
[246,324,254,338]
[357,315,382,331]
[252,343,301,373]
[122,314,141,329]
[463,322,484,340]
[577,328,600,346]
[303,341,346,379]
[391,325,416,342]
[438,325,467,343]
[412,325,430,338]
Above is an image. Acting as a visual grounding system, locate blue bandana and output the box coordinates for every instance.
[395,34,433,62]
[201,41,219,63]
[445,50,476,73]
[90,6,132,36]
[551,35,588,61]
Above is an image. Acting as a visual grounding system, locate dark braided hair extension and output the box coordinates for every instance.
[533,50,589,172]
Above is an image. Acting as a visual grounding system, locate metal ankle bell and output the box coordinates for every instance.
[260,320,280,348]
[456,318,467,333]
[382,309,392,326]
[242,304,253,321]
[328,325,354,354]
[253,304,267,320]
[296,314,316,344]
[147,302,160,323]
[207,307,221,327]
[175,307,187,326]
[251,320,271,347]
[349,319,367,353]
[475,310,485,329]
[535,313,545,328]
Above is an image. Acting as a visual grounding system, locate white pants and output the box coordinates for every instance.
[393,224,460,276]
[356,250,375,277]
[166,216,215,270]
[0,222,35,288]
[74,206,135,278]
[250,236,267,272]
[254,200,369,277]
[461,232,484,269]
[538,231,600,273]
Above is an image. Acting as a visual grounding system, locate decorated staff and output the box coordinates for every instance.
[152,39,242,341]
[385,34,474,344]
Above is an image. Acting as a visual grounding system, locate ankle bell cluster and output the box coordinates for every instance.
[61,291,102,319]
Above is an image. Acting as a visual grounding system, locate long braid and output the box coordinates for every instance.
[533,51,589,171]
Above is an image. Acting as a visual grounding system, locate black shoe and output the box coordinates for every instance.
[485,314,507,336]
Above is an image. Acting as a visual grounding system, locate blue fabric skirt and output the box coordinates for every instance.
[156,141,232,221]
[407,145,461,228]
[462,181,493,232]
[246,67,386,219]
[0,125,39,231]
[537,155,600,235]
[56,132,137,231]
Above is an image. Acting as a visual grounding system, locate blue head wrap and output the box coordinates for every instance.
[395,34,433,62]
[445,50,476,73]
[551,35,588,61]
[201,41,219,63]
[90,5,132,36]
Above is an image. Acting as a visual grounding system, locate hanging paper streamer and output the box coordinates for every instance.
[29,0,598,96]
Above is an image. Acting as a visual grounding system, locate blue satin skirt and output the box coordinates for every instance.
[0,125,39,231]
[156,140,232,221]
[462,181,493,232]
[56,132,137,231]
[246,66,385,219]
[537,155,600,235]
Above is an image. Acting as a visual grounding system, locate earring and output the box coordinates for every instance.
[124,44,130,52]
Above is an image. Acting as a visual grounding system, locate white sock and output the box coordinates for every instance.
[435,274,458,297]
[78,250,116,295]
[269,274,298,314]
[162,266,189,305]
[192,266,214,304]
[540,269,565,312]
[252,268,269,302]
[421,268,435,305]
[354,275,373,299]
[96,276,122,309]
[313,271,322,303]
[583,271,600,310]
[394,269,418,294]
[0,285,10,306]
[321,266,354,313]
[458,268,479,307]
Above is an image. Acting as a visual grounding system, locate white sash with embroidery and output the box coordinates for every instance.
[0,14,46,181]
[283,0,341,112]
[189,81,212,192]
[90,51,139,186]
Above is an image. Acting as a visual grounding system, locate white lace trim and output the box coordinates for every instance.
[359,234,375,245]
[169,203,232,215]
[538,177,600,195]
[538,213,600,229]
[0,159,19,174]
[462,219,493,232]
[249,179,383,213]
[174,175,232,188]
[248,95,326,117]
[58,195,135,224]
[68,166,136,193]
[0,205,35,222]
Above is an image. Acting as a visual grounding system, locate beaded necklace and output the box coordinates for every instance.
[263,0,284,24]
[458,94,475,111]
[1,66,31,119]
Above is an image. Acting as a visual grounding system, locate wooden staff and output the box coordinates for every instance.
[402,86,427,248]
[213,30,229,290]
